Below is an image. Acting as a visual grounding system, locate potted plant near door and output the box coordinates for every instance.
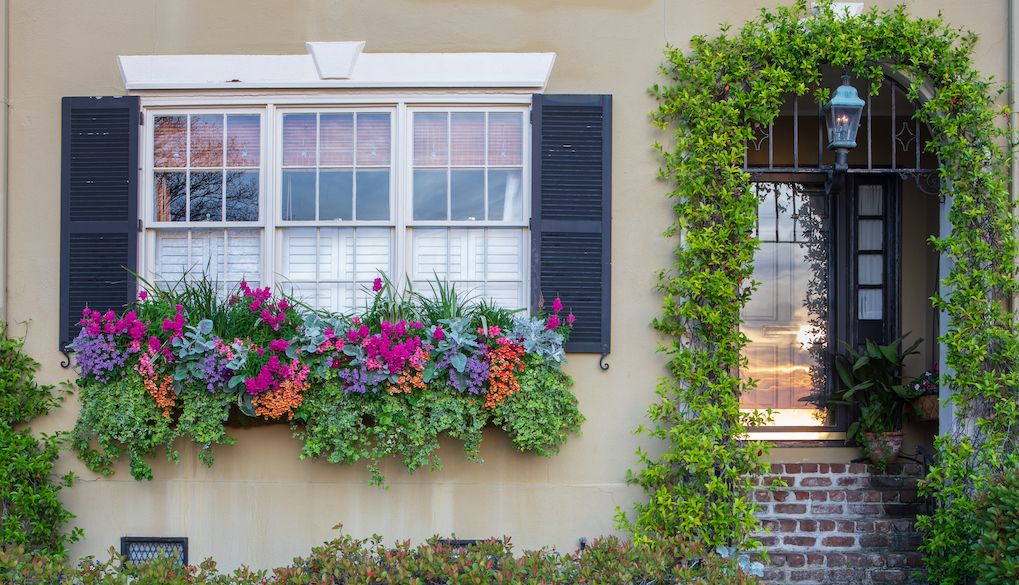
[905,364,940,422]
[830,335,922,470]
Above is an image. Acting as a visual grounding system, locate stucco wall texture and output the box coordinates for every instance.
[5,0,1009,569]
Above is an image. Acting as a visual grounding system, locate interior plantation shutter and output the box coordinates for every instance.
[530,94,611,358]
[60,96,140,351]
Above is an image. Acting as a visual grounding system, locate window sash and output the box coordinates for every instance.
[140,100,530,311]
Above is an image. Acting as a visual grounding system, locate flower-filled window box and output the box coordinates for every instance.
[70,277,583,484]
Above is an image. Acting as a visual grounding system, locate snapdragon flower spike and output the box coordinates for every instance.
[373,277,383,292]
[552,297,563,312]
[162,305,185,340]
[545,314,561,331]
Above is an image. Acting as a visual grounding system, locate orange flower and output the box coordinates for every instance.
[387,350,429,395]
[253,378,307,420]
[486,343,525,408]
[144,374,175,418]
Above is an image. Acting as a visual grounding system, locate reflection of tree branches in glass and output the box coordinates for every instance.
[153,114,259,222]
[796,187,831,421]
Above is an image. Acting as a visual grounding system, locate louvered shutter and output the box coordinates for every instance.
[530,94,611,355]
[60,96,140,350]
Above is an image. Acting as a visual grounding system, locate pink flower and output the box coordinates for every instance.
[278,298,290,310]
[269,339,290,352]
[138,290,148,301]
[552,297,563,312]
[433,327,445,341]
[488,325,502,337]
[372,277,383,292]
[545,314,560,331]
[567,312,576,325]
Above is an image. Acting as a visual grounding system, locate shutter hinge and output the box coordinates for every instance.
[138,219,143,233]
[139,112,144,126]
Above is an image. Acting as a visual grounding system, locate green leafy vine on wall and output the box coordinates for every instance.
[617,2,1019,576]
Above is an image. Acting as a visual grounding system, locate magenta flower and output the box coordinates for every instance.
[433,326,445,341]
[546,314,561,331]
[372,277,383,292]
[567,312,576,325]
[268,339,290,352]
[138,290,148,301]
[552,297,563,312]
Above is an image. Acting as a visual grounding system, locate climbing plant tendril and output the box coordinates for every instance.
[616,2,1019,578]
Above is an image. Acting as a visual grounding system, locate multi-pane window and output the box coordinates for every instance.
[143,105,528,313]
[278,111,394,311]
[409,111,527,308]
[149,113,263,292]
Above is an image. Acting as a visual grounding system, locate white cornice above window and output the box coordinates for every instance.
[118,41,556,91]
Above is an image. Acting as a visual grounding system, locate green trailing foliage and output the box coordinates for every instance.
[492,358,584,457]
[0,325,82,558]
[0,529,759,584]
[619,1,1019,570]
[972,466,1019,584]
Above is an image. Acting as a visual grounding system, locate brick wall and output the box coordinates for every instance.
[755,462,926,584]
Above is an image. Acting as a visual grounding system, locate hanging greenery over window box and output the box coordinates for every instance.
[70,277,584,485]
[617,2,1019,578]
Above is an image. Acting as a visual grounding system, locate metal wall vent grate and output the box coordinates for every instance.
[120,537,188,566]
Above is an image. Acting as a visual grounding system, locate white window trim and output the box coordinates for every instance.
[139,95,532,312]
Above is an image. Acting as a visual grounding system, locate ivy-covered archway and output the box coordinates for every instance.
[618,2,1018,582]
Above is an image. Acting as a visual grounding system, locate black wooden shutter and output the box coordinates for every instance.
[530,94,611,356]
[60,96,140,350]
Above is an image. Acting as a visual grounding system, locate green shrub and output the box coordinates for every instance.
[0,326,81,557]
[973,466,1019,584]
[1,530,759,584]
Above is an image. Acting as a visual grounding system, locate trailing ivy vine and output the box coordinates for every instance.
[617,2,1019,575]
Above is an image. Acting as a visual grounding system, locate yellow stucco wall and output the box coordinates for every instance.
[4,0,1009,568]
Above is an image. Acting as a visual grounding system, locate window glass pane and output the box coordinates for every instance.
[280,227,392,313]
[858,185,883,215]
[154,172,186,222]
[858,254,882,286]
[487,169,523,221]
[225,171,259,221]
[224,228,262,284]
[451,170,484,220]
[740,183,830,428]
[189,115,224,167]
[319,113,354,166]
[413,170,448,220]
[154,116,186,168]
[356,113,391,166]
[319,170,353,221]
[410,228,525,309]
[189,171,223,222]
[356,170,390,220]
[451,113,485,166]
[858,289,883,320]
[488,112,523,165]
[414,112,448,166]
[858,219,883,250]
[282,170,315,220]
[226,115,260,167]
[282,114,317,166]
[486,229,524,277]
[756,184,778,242]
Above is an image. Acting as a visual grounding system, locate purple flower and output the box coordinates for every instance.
[372,277,384,292]
[437,349,489,394]
[70,331,127,382]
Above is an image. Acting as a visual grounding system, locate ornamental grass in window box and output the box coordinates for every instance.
[69,276,583,484]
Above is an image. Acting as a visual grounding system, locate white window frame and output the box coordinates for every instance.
[138,94,532,312]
